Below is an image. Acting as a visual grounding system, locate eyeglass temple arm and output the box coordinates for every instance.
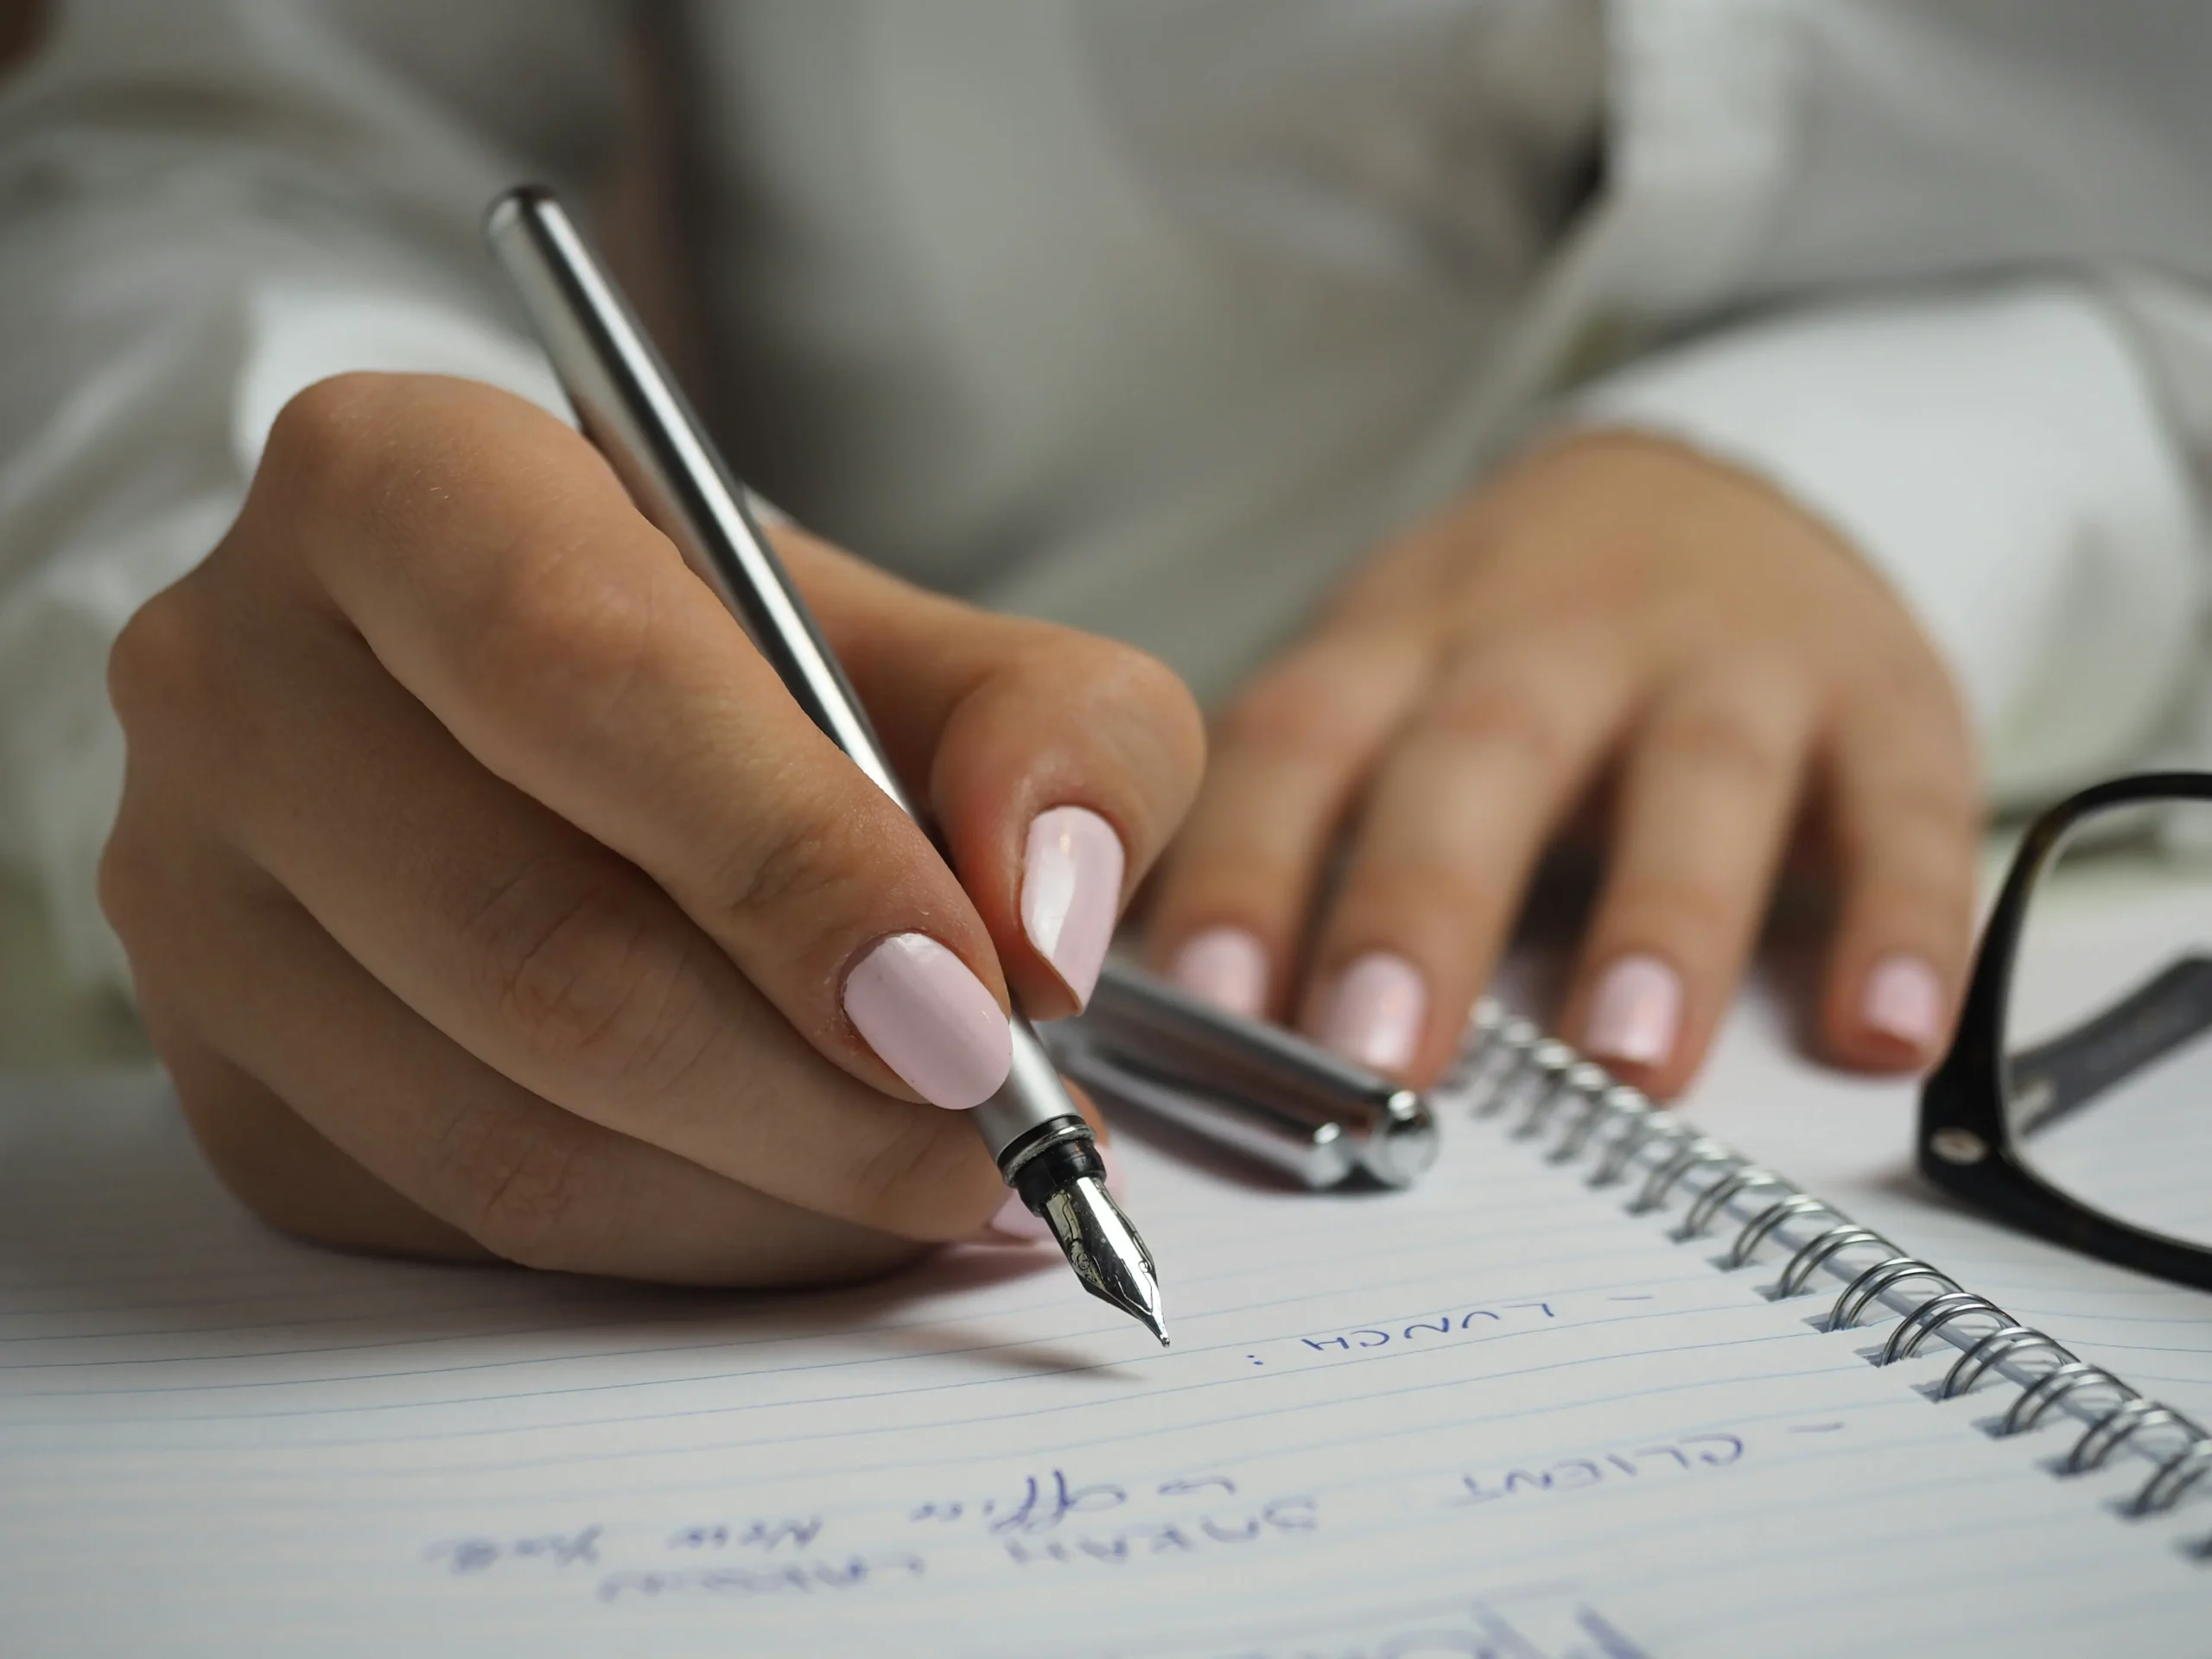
[2009,953,2212,1137]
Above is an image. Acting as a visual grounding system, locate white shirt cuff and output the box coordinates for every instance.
[1568,283,2205,804]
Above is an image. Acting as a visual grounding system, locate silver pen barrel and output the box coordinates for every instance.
[485,188,1163,1341]
[1062,960,1438,1189]
[485,192,903,806]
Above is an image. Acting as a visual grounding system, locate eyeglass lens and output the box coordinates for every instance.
[2005,797,2212,1249]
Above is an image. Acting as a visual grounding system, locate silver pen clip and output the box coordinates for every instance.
[1043,961,1440,1191]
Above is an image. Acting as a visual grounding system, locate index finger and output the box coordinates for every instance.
[786,531,1207,1018]
[251,372,1010,1109]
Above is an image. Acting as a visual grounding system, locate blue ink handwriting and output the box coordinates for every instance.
[1300,1301,1554,1355]
[664,1516,824,1553]
[1004,1497,1316,1568]
[1450,1433,1745,1508]
[598,1554,924,1602]
[423,1525,602,1576]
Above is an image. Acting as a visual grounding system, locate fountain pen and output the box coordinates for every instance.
[484,186,1166,1345]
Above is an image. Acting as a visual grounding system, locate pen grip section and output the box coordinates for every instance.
[970,1018,1096,1167]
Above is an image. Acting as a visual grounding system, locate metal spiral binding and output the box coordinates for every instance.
[2137,1442,2212,1517]
[1829,1258,1959,1333]
[1677,1166,1786,1243]
[2067,1400,2193,1475]
[1776,1226,1886,1299]
[1516,1059,1609,1142]
[1633,1137,1736,1215]
[1942,1326,2071,1402]
[1554,1083,1647,1165]
[1724,1194,1831,1269]
[1450,1007,2212,1548]
[2002,1362,2133,1437]
[1878,1291,2004,1365]
[1484,1037,1575,1124]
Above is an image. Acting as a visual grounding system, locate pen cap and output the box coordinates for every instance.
[1043,1025,1361,1191]
[1077,961,1438,1186]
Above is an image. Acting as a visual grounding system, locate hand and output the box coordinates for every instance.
[101,374,1203,1284]
[1147,430,1980,1097]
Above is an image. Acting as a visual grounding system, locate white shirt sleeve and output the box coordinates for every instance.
[0,0,581,988]
[1568,283,2207,810]
[0,284,569,988]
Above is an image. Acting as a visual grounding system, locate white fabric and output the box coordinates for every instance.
[2,1,2211,987]
[1576,285,2203,807]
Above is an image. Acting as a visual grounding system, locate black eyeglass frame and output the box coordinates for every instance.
[1919,771,2212,1293]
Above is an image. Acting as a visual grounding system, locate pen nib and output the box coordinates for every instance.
[1042,1174,1169,1346]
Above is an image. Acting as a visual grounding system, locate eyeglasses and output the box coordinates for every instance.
[1921,772,2212,1292]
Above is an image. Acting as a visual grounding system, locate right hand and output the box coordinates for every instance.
[101,374,1204,1287]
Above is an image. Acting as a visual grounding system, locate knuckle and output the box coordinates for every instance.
[1419,662,1578,780]
[1645,701,1795,789]
[842,1110,994,1238]
[467,859,712,1104]
[1611,874,1741,962]
[1893,772,1980,842]
[1847,768,1981,859]
[452,550,661,740]
[1847,672,1974,772]
[107,585,216,740]
[1854,829,1978,925]
[1072,634,1193,721]
[1339,854,1489,939]
[96,820,162,948]
[1071,637,1207,771]
[705,785,873,929]
[439,1107,608,1271]
[1408,864,1496,932]
[844,1113,948,1223]
[260,373,392,504]
[988,630,1207,828]
[1218,653,1373,765]
[1862,874,1974,941]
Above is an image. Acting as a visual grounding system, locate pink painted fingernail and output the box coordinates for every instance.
[1169,925,1268,1017]
[1862,953,1944,1052]
[842,933,1011,1110]
[1318,952,1427,1073]
[1586,953,1684,1069]
[984,1188,1053,1243]
[1021,805,1125,1009]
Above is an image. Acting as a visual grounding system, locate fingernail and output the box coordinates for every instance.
[842,933,1012,1110]
[1586,953,1684,1069]
[1318,952,1427,1073]
[1021,805,1125,1009]
[1169,925,1268,1017]
[1862,952,1944,1052]
[984,1188,1053,1243]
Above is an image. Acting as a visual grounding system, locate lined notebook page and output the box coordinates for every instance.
[2,1065,2206,1659]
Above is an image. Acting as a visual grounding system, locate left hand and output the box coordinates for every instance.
[1144,430,1981,1098]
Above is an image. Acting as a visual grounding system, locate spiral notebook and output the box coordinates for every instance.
[3,1017,2210,1659]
